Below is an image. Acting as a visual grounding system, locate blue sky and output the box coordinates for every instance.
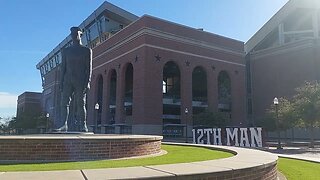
[0,0,288,118]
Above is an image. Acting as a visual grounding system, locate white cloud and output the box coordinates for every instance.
[0,92,17,108]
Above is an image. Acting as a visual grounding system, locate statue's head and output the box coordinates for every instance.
[70,27,82,44]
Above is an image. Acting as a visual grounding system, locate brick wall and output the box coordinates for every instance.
[188,164,277,180]
[0,138,161,163]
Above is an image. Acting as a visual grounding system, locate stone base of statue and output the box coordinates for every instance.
[54,119,89,133]
[48,131,94,135]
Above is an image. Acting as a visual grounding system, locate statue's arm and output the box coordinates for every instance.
[60,49,66,91]
[85,48,92,92]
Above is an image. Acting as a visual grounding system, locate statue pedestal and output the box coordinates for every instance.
[0,134,163,163]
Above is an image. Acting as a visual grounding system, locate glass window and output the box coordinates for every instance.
[49,59,54,69]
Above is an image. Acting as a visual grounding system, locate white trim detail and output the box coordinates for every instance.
[43,81,60,90]
[93,27,243,62]
[144,44,245,67]
[93,43,245,71]
[143,28,244,55]
[93,44,145,70]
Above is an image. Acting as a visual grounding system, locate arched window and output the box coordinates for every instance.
[192,66,207,114]
[218,71,231,112]
[163,61,180,98]
[162,61,181,124]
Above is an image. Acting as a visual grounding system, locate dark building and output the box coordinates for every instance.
[16,92,42,119]
[245,0,320,124]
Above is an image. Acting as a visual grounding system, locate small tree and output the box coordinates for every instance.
[10,112,50,134]
[260,97,297,141]
[193,110,230,128]
[291,81,320,148]
[267,98,296,130]
[0,117,15,134]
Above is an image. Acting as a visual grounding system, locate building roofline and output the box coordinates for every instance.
[141,14,244,44]
[245,0,320,53]
[36,1,138,69]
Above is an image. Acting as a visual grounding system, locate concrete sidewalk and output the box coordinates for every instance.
[264,146,320,163]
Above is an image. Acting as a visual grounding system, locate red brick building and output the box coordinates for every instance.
[87,15,246,135]
[16,92,42,119]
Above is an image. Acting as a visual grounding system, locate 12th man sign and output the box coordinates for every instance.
[192,127,263,147]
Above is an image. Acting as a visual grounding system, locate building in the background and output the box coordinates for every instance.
[16,92,42,119]
[34,0,320,135]
[245,0,320,124]
[87,15,245,135]
[35,2,138,128]
[35,1,246,135]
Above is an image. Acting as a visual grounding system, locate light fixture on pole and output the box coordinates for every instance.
[185,107,189,143]
[273,97,282,149]
[95,103,100,133]
[46,113,49,132]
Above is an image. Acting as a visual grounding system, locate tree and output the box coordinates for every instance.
[291,81,320,148]
[0,117,15,134]
[193,110,230,128]
[9,112,51,134]
[261,97,297,132]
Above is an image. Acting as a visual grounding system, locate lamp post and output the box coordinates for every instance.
[273,97,282,149]
[185,107,189,143]
[94,103,100,133]
[46,113,49,132]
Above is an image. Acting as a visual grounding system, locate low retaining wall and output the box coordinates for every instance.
[83,143,278,180]
[0,134,162,163]
[155,143,278,180]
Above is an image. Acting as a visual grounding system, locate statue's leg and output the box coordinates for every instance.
[58,85,72,132]
[76,90,88,132]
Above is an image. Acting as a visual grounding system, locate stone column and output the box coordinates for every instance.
[87,74,96,131]
[100,72,110,133]
[231,70,246,126]
[115,68,125,126]
[180,65,193,137]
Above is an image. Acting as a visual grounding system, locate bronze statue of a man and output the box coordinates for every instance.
[58,27,92,132]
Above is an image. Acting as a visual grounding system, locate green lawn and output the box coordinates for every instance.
[0,144,233,172]
[278,157,320,180]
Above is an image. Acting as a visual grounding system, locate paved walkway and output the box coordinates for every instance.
[264,146,320,163]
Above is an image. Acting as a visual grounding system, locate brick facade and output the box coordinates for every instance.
[0,135,162,163]
[16,92,42,118]
[88,15,246,135]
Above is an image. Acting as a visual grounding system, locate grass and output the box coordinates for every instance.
[278,157,320,180]
[0,144,233,172]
